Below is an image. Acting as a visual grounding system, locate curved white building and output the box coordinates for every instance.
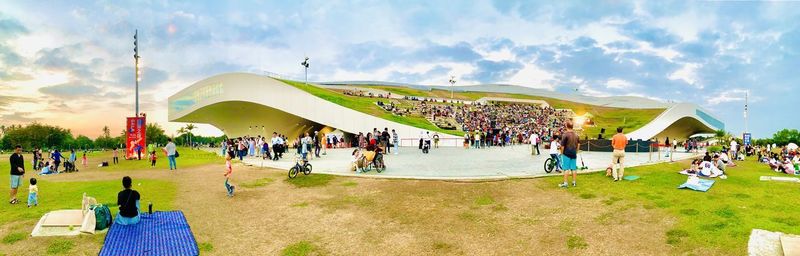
[169,72,724,145]
[168,73,462,146]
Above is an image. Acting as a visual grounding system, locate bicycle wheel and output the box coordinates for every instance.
[544,158,554,173]
[288,166,299,178]
[303,163,312,175]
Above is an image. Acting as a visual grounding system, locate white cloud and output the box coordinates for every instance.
[605,78,634,89]
[668,63,701,88]
[503,63,556,90]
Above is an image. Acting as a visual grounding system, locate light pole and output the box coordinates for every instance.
[448,76,456,102]
[133,30,141,116]
[744,90,749,134]
[301,57,310,85]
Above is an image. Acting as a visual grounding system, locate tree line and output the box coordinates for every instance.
[0,123,225,151]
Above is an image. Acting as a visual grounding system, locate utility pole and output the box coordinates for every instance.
[133,30,141,116]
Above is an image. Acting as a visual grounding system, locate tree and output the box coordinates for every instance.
[185,124,197,147]
[146,123,168,146]
[176,127,188,146]
[0,123,73,150]
[74,135,94,150]
[771,129,800,146]
[102,126,111,138]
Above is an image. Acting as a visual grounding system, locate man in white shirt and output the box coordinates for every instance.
[164,138,177,170]
[730,140,738,160]
[530,132,540,155]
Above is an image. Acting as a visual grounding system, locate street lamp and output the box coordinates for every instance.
[301,57,310,85]
[448,76,456,102]
[133,29,141,117]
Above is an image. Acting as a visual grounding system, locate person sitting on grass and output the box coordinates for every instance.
[781,156,797,175]
[714,154,727,174]
[115,176,141,225]
[38,160,57,175]
[699,158,723,178]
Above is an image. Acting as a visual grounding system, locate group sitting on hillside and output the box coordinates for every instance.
[761,152,798,175]
[680,154,727,178]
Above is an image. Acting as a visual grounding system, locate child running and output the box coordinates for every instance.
[149,151,157,167]
[28,178,38,207]
[224,155,235,197]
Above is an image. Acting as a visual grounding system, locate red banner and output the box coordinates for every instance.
[126,117,147,159]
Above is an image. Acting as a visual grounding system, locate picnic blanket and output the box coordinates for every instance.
[99,211,199,256]
[678,178,715,192]
[622,175,640,181]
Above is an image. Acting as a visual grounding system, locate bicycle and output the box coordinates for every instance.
[288,156,312,178]
[544,154,560,173]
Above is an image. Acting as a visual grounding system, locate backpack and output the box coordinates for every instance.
[92,204,113,230]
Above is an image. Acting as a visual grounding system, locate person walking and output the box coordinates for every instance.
[9,145,25,204]
[559,122,580,188]
[611,127,627,182]
[433,132,440,148]
[164,138,177,170]
[392,129,399,155]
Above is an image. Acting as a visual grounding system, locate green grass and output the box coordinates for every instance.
[198,242,214,253]
[285,174,335,188]
[0,153,178,226]
[240,177,275,188]
[82,147,222,171]
[566,235,588,249]
[473,194,495,206]
[551,158,800,254]
[278,79,663,137]
[340,181,358,187]
[46,239,75,255]
[278,79,462,136]
[281,240,319,256]
[1,232,26,245]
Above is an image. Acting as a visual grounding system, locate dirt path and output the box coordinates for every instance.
[6,162,679,255]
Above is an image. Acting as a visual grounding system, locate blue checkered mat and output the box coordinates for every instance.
[99,211,199,256]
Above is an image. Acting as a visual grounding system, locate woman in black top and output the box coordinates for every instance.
[115,176,141,225]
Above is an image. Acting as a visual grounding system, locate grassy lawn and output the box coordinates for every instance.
[0,147,218,255]
[278,79,462,136]
[81,147,223,171]
[280,79,663,137]
[548,157,800,254]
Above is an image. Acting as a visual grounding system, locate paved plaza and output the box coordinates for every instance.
[237,145,697,180]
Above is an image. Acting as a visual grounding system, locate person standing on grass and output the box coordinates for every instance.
[559,122,580,188]
[112,147,119,165]
[9,145,25,205]
[224,155,235,197]
[82,151,87,168]
[164,138,177,170]
[611,127,627,182]
[150,150,157,167]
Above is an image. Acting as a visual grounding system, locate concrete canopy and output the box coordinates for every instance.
[168,73,461,145]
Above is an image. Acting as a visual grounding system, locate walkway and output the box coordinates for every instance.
[234,145,697,180]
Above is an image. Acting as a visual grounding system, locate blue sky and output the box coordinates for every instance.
[0,0,797,138]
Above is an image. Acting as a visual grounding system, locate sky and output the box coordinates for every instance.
[0,0,798,139]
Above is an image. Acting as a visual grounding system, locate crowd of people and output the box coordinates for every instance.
[758,145,799,175]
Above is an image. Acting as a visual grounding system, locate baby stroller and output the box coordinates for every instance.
[63,161,79,172]
[422,141,431,154]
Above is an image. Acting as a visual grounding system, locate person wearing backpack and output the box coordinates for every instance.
[115,176,141,225]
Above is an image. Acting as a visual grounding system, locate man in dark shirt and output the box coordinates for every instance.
[51,149,62,172]
[9,145,25,204]
[559,122,581,188]
[382,128,391,153]
[116,176,141,225]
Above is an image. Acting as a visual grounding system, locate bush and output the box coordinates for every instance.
[707,146,723,153]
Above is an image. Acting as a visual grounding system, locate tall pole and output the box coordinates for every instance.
[301,57,309,85]
[448,76,456,102]
[744,90,749,134]
[133,30,140,116]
